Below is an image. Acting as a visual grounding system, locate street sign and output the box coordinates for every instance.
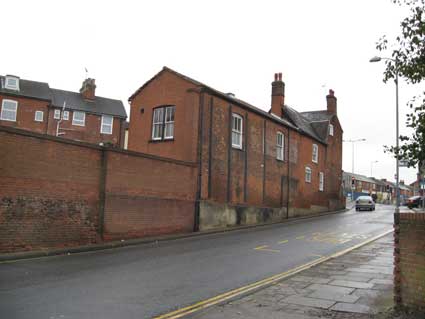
[399,160,409,167]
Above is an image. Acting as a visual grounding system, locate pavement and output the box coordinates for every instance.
[0,204,396,319]
[190,234,394,319]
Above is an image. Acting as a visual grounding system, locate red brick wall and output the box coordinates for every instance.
[0,127,101,253]
[128,71,199,162]
[394,212,425,311]
[0,126,196,253]
[0,94,49,134]
[103,151,196,240]
[198,92,340,212]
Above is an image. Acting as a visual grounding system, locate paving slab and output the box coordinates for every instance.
[330,275,371,283]
[307,283,355,295]
[369,278,393,285]
[281,295,336,309]
[307,290,360,303]
[330,302,371,314]
[329,280,375,289]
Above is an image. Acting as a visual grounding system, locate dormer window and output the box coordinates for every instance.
[5,76,19,91]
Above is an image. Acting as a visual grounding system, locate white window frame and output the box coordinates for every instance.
[231,113,243,149]
[319,172,324,191]
[72,111,85,126]
[0,99,18,122]
[63,110,69,120]
[276,131,284,161]
[101,115,113,135]
[164,106,175,139]
[54,109,61,120]
[305,167,312,183]
[5,76,19,91]
[312,144,319,163]
[329,124,334,136]
[34,110,44,122]
[151,106,175,140]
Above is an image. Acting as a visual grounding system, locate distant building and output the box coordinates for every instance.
[0,74,127,147]
[343,172,413,203]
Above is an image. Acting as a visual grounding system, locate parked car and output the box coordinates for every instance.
[407,196,423,208]
[355,195,375,211]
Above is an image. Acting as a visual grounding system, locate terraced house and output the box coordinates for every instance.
[0,74,127,147]
[128,67,344,230]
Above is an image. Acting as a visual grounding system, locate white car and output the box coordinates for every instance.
[355,195,375,211]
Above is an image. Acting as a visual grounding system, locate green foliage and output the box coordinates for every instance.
[377,0,425,167]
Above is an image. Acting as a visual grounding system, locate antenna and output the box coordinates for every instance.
[85,67,88,79]
[56,101,66,137]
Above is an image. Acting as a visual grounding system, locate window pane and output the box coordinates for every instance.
[63,111,69,120]
[35,111,43,122]
[165,107,175,122]
[101,115,113,134]
[1,100,17,121]
[153,108,164,124]
[165,123,174,138]
[153,123,163,139]
[54,109,61,119]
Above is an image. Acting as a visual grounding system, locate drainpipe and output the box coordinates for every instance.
[286,129,290,219]
[194,89,205,232]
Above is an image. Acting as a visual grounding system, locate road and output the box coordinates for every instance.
[0,204,395,319]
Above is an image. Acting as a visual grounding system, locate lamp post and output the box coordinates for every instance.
[343,138,367,174]
[370,160,378,177]
[369,56,400,213]
[343,138,366,202]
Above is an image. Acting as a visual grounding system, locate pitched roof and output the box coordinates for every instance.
[1,75,127,119]
[130,66,334,144]
[0,76,51,101]
[51,89,126,118]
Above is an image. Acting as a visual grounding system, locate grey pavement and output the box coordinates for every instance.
[0,205,396,319]
[190,234,395,319]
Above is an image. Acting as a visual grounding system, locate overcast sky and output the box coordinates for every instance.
[2,0,420,184]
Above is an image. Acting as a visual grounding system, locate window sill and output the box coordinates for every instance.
[149,138,175,143]
[232,146,244,152]
[276,158,285,162]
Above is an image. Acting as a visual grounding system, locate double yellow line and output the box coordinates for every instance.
[154,229,393,319]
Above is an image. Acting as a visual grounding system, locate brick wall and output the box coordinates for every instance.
[394,212,425,311]
[0,126,196,253]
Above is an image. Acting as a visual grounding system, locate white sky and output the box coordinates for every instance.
[2,0,420,184]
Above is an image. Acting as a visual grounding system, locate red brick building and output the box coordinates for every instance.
[128,67,344,230]
[0,74,127,147]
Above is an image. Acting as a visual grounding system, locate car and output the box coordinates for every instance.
[355,195,375,211]
[407,196,423,209]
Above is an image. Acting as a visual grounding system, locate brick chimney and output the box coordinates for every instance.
[80,78,96,100]
[270,72,285,117]
[326,89,337,114]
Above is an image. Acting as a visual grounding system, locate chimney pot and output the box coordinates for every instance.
[270,72,285,116]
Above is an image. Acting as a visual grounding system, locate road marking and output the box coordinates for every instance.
[254,245,280,253]
[153,229,393,319]
[278,240,288,244]
[295,235,305,240]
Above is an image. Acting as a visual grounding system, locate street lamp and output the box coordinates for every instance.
[370,160,378,177]
[370,56,400,213]
[343,138,367,174]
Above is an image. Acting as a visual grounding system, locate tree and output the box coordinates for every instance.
[376,0,425,168]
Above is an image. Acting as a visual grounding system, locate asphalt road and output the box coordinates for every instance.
[0,204,395,319]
